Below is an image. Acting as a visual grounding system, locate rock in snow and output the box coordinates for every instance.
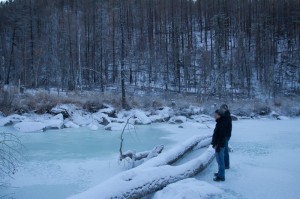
[88,122,100,131]
[169,116,187,124]
[92,112,111,125]
[71,112,92,126]
[14,122,46,132]
[152,178,222,199]
[98,107,116,118]
[132,109,152,125]
[0,117,13,126]
[44,114,64,129]
[64,121,80,128]
[0,114,30,127]
[191,114,214,123]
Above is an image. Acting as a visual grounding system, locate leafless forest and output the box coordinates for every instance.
[0,0,299,104]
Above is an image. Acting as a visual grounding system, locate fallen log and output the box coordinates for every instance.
[121,145,164,161]
[139,135,212,168]
[68,146,215,199]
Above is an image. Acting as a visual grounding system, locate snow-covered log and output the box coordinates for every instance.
[139,135,212,168]
[121,145,164,161]
[68,147,215,199]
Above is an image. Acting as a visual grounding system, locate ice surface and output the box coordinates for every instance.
[0,125,174,199]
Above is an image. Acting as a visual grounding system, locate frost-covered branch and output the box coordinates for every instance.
[0,132,23,188]
[119,117,134,161]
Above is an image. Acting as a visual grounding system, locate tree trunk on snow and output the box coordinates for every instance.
[140,135,212,168]
[120,145,164,161]
[68,137,214,199]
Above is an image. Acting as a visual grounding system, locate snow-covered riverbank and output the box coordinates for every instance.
[0,104,215,133]
[0,103,289,134]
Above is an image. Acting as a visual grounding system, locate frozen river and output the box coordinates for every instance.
[0,125,175,199]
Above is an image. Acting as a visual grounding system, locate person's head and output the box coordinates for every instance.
[220,104,229,112]
[214,109,223,120]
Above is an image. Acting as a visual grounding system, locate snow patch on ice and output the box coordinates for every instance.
[152,178,222,199]
[14,121,46,132]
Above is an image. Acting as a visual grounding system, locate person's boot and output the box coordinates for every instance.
[213,176,225,182]
[214,173,219,177]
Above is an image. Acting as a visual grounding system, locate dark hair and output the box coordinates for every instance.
[220,104,229,111]
[215,109,223,116]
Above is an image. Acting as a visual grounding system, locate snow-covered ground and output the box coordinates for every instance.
[198,119,300,199]
[1,116,300,199]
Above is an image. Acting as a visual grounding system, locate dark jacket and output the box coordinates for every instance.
[211,117,226,152]
[223,110,232,138]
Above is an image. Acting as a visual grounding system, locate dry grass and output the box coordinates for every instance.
[0,87,299,116]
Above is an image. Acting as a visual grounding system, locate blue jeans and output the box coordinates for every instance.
[224,137,230,168]
[216,147,225,178]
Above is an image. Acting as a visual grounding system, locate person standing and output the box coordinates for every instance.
[220,104,232,169]
[211,109,226,181]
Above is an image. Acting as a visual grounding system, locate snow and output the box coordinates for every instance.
[152,178,222,199]
[88,122,100,131]
[0,117,12,126]
[92,111,112,124]
[191,114,214,123]
[98,107,115,116]
[132,109,152,125]
[196,118,300,199]
[7,114,28,122]
[178,121,210,129]
[104,122,134,131]
[148,107,176,123]
[44,114,64,129]
[0,114,29,126]
[277,115,289,120]
[139,135,211,168]
[169,116,187,124]
[71,112,92,126]
[14,121,46,132]
[64,121,80,128]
